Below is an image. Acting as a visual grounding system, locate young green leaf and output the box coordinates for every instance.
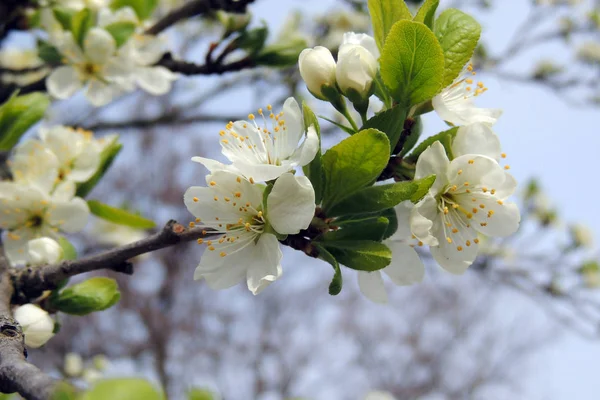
[327,181,418,217]
[380,207,399,239]
[322,240,391,272]
[301,102,324,204]
[81,378,164,400]
[104,21,137,48]
[76,139,122,197]
[367,0,412,50]
[319,115,356,135]
[321,129,390,211]
[361,105,407,152]
[315,244,343,295]
[411,174,436,202]
[434,9,482,87]
[414,0,440,29]
[71,8,94,48]
[111,0,159,20]
[405,127,458,163]
[57,237,78,261]
[0,93,50,151]
[187,388,217,400]
[51,277,121,316]
[380,20,445,108]
[52,7,75,30]
[37,39,63,64]
[323,217,389,241]
[88,200,156,229]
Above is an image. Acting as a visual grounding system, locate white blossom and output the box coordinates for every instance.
[411,142,520,274]
[357,201,425,303]
[184,171,315,294]
[26,237,63,265]
[451,122,503,162]
[64,353,84,377]
[0,181,89,265]
[192,98,319,182]
[13,304,55,348]
[335,32,379,99]
[46,28,131,106]
[432,64,502,127]
[298,46,337,99]
[0,49,49,86]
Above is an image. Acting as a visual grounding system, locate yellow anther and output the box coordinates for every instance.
[458,169,463,175]
[466,213,473,219]
[477,82,485,88]
[466,240,471,247]
[472,198,477,202]
[468,159,474,164]
[466,79,473,84]
[220,251,227,257]
[258,108,263,115]
[202,230,207,235]
[491,189,496,195]
[224,197,231,202]
[245,222,251,231]
[234,192,242,198]
[219,130,226,136]
[257,211,263,218]
[479,204,485,209]
[249,177,255,184]
[452,228,459,234]
[206,240,212,245]
[218,238,225,244]
[474,238,480,244]
[464,181,469,186]
[222,139,229,144]
[197,239,204,244]
[210,181,216,186]
[267,105,272,110]
[213,196,218,201]
[504,165,511,170]
[497,200,504,205]
[208,246,215,251]
[450,185,458,191]
[501,153,507,158]
[446,237,453,244]
[189,222,195,228]
[457,246,463,251]
[248,114,255,120]
[193,197,199,202]
[452,204,459,209]
[472,208,478,214]
[443,206,449,215]
[487,210,494,218]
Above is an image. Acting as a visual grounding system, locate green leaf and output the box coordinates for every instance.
[52,7,75,30]
[327,181,417,217]
[301,102,324,204]
[235,27,268,55]
[37,39,63,65]
[81,378,163,400]
[187,388,217,400]
[319,116,356,135]
[76,138,122,197]
[87,200,156,229]
[434,9,482,87]
[111,0,159,20]
[367,0,412,50]
[411,174,436,202]
[380,208,398,239]
[380,20,445,107]
[0,93,50,151]
[51,382,78,400]
[104,21,137,48]
[322,240,391,272]
[323,217,389,241]
[361,105,407,152]
[314,244,343,295]
[256,37,307,67]
[414,0,440,29]
[405,127,458,163]
[58,237,77,261]
[321,129,390,211]
[51,277,121,316]
[71,8,94,48]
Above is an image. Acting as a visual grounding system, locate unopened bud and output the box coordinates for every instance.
[13,304,54,348]
[298,46,337,99]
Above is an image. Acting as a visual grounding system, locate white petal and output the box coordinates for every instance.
[410,195,438,246]
[70,144,101,182]
[86,79,118,106]
[430,217,478,274]
[233,162,291,182]
[452,123,502,161]
[390,200,413,240]
[84,28,116,64]
[281,97,304,155]
[52,180,76,201]
[357,270,388,303]
[414,141,449,194]
[47,197,90,233]
[13,304,54,348]
[341,32,379,59]
[135,66,178,96]
[288,125,319,167]
[384,242,425,285]
[191,157,238,175]
[448,154,501,188]
[470,199,521,237]
[246,234,283,295]
[10,140,59,193]
[267,174,315,234]
[46,66,82,99]
[28,237,63,265]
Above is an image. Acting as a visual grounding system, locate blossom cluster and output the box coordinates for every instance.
[41,4,178,106]
[184,98,318,294]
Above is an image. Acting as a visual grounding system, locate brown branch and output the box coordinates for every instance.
[84,113,242,131]
[157,53,256,76]
[0,243,56,400]
[11,221,215,303]
[145,0,255,36]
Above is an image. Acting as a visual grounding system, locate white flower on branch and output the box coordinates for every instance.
[433,64,502,127]
[26,237,63,266]
[13,304,55,349]
[335,33,379,101]
[411,142,520,274]
[46,28,131,106]
[184,171,315,294]
[193,98,319,182]
[358,201,425,304]
[451,122,503,162]
[298,46,337,99]
[0,181,89,265]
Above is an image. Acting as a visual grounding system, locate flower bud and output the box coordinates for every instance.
[13,304,55,348]
[335,43,378,100]
[64,353,84,377]
[298,46,337,99]
[27,237,63,266]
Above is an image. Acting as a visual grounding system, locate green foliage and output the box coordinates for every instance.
[235,27,269,55]
[187,388,217,400]
[411,175,437,202]
[434,9,482,87]
[314,244,343,295]
[321,240,391,272]
[81,378,164,400]
[321,129,390,211]
[367,0,412,50]
[51,277,121,316]
[76,139,122,197]
[37,40,63,64]
[255,37,308,67]
[301,103,324,204]
[380,207,399,239]
[0,93,50,151]
[380,20,445,108]
[323,217,389,241]
[87,200,156,229]
[414,0,440,29]
[361,105,407,152]
[51,382,78,400]
[104,21,137,48]
[111,0,158,20]
[52,7,75,30]
[406,127,459,162]
[72,8,94,48]
[58,237,78,261]
[319,116,355,135]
